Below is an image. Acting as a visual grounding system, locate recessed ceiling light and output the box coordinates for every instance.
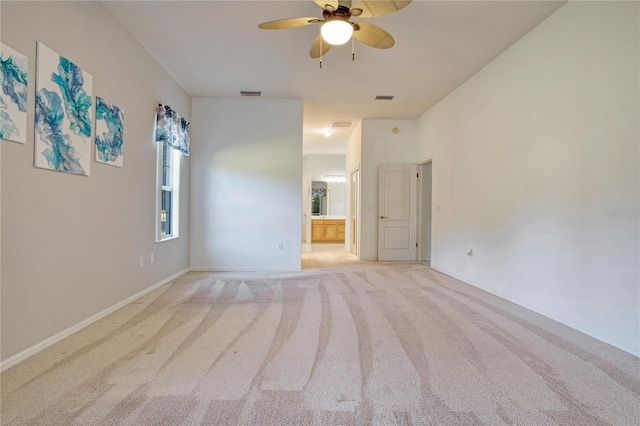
[375,95,394,100]
[323,130,332,137]
[240,91,261,97]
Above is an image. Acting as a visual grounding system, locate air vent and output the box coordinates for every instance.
[330,121,353,128]
[375,95,394,100]
[240,91,261,97]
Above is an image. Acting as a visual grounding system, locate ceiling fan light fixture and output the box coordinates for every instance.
[321,20,353,45]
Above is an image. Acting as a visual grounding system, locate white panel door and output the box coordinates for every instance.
[378,164,417,261]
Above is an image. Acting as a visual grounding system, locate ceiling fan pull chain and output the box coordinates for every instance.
[320,36,323,68]
[352,36,355,61]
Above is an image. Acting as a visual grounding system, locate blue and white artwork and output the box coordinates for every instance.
[95,97,124,167]
[35,42,92,176]
[0,43,28,144]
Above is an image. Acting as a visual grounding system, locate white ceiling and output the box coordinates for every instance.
[102,0,566,155]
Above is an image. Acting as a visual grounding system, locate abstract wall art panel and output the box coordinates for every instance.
[95,97,124,167]
[0,43,28,144]
[35,42,92,176]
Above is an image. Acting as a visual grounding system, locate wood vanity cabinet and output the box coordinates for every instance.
[311,219,345,243]
[312,221,325,242]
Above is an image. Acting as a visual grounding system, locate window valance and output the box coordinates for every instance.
[155,103,190,156]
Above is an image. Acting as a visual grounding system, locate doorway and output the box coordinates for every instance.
[301,154,351,263]
[418,161,432,265]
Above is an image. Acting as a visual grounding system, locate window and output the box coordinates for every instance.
[154,103,189,242]
[156,142,180,241]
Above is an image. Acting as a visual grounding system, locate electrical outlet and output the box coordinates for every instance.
[139,256,144,267]
[278,242,283,250]
[466,248,473,257]
[151,253,154,263]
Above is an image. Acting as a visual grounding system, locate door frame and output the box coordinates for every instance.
[303,175,311,244]
[416,160,433,265]
[349,167,360,256]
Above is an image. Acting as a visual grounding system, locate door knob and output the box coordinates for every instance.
[380,215,388,219]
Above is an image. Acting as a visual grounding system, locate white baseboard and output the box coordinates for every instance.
[0,268,190,373]
[430,264,639,357]
[190,267,302,272]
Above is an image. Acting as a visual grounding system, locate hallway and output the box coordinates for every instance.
[302,244,366,270]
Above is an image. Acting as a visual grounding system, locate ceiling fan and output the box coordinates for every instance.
[258,0,412,61]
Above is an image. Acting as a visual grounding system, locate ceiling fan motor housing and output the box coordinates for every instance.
[323,6,353,22]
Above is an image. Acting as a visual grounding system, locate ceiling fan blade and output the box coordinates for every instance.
[258,17,321,29]
[350,0,412,18]
[313,1,338,11]
[353,22,395,49]
[310,34,333,58]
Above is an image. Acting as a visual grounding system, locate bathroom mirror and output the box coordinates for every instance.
[311,181,327,215]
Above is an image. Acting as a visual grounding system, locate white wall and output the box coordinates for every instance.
[1,1,191,363]
[346,121,362,175]
[360,119,417,260]
[190,97,303,271]
[305,154,345,181]
[328,182,346,216]
[417,2,639,355]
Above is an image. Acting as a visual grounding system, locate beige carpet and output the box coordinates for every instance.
[1,253,639,425]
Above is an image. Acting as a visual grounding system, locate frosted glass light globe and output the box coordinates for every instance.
[321,20,353,45]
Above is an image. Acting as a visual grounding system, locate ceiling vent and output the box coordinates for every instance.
[330,121,353,128]
[375,95,394,100]
[240,91,261,97]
